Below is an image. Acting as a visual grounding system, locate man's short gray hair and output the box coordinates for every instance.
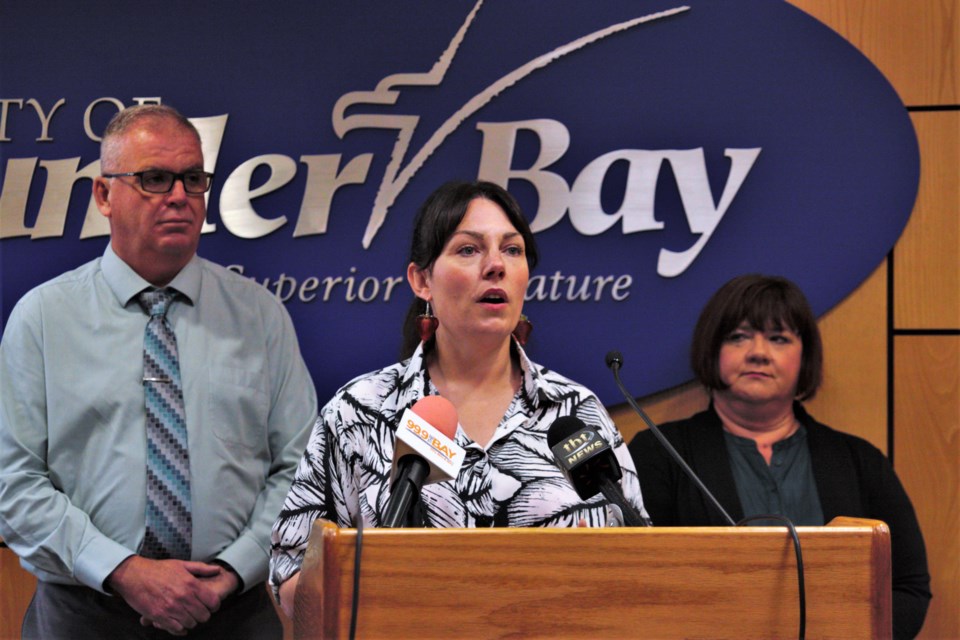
[100,104,201,171]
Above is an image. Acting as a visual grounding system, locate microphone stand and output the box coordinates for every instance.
[605,351,737,526]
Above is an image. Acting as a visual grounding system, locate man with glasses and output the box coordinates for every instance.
[0,104,318,638]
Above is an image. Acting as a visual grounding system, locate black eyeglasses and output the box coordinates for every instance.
[102,169,214,194]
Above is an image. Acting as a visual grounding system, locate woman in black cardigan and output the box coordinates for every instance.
[629,274,931,640]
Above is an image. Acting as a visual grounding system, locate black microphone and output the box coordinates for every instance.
[605,350,737,526]
[548,416,648,527]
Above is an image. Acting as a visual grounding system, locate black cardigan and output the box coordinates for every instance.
[628,403,931,640]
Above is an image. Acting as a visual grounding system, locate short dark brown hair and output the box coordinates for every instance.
[400,180,539,359]
[690,274,823,401]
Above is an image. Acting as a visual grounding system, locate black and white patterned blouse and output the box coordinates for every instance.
[269,343,649,596]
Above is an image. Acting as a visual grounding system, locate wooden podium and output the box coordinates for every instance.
[294,517,891,639]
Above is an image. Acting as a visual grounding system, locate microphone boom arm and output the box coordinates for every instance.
[606,352,737,526]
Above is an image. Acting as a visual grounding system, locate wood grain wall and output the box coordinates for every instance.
[2,2,957,639]
[612,2,959,638]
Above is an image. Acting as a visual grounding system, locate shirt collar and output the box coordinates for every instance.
[101,243,201,308]
[723,422,809,451]
[395,339,559,411]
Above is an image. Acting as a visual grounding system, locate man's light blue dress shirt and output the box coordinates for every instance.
[0,244,318,593]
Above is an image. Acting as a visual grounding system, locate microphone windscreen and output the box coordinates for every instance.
[410,396,459,439]
[604,351,623,370]
[548,415,587,448]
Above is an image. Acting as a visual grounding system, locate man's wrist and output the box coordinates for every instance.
[103,554,138,594]
[210,559,244,594]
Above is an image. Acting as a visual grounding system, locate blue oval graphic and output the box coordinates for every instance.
[0,1,919,405]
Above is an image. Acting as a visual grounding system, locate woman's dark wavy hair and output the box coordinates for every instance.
[690,274,823,401]
[399,180,539,359]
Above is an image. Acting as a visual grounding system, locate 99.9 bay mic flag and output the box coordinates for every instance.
[0,1,918,405]
[384,396,463,527]
[389,397,463,488]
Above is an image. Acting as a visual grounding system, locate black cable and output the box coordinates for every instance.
[737,514,806,640]
[348,516,364,640]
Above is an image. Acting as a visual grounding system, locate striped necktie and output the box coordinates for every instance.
[137,288,192,560]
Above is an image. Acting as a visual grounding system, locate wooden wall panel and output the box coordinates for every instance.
[610,381,707,444]
[894,111,960,329]
[805,262,888,452]
[787,0,960,105]
[0,544,36,640]
[895,336,960,639]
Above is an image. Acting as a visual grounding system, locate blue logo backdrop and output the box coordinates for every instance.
[0,1,919,405]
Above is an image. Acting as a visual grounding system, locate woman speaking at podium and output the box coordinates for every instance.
[270,181,648,617]
[628,274,931,639]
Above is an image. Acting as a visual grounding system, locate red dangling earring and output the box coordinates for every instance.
[512,314,532,346]
[416,300,439,343]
